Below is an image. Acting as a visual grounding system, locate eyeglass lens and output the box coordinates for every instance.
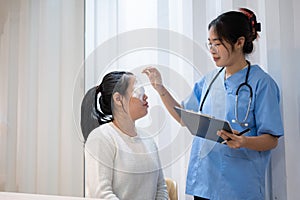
[206,43,218,53]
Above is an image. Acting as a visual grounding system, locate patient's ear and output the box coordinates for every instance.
[112,92,122,106]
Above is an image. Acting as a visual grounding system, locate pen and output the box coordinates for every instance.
[221,128,251,144]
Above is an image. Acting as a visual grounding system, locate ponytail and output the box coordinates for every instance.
[94,84,113,125]
[94,71,133,125]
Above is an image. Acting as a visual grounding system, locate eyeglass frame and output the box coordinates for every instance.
[206,42,222,53]
[131,86,145,101]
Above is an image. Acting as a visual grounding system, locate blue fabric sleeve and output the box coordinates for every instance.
[181,78,205,112]
[254,76,284,137]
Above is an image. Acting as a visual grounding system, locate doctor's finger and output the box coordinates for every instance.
[217,130,230,140]
[142,66,156,74]
[220,130,236,140]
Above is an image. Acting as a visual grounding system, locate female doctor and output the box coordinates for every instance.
[143,8,284,200]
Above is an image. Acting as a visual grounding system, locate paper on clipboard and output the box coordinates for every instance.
[174,106,233,143]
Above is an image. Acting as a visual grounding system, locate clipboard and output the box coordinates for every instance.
[174,106,233,143]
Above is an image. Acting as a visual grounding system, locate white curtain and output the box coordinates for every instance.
[85,0,300,199]
[0,0,84,197]
[266,0,300,200]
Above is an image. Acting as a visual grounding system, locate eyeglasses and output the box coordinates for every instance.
[206,42,221,54]
[132,86,145,101]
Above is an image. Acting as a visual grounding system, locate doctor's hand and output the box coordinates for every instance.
[142,67,165,94]
[217,129,247,149]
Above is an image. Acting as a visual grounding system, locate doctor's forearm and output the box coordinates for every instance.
[157,86,182,124]
[243,134,278,151]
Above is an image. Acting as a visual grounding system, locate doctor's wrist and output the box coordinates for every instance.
[157,86,167,97]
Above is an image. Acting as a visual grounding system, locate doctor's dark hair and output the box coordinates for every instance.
[208,8,261,54]
[95,71,133,125]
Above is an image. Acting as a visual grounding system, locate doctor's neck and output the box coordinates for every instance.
[224,59,248,79]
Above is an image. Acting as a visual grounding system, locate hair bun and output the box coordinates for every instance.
[239,8,261,40]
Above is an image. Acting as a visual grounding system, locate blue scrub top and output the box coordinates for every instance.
[182,65,284,200]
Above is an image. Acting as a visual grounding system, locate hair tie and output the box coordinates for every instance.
[254,22,261,32]
[239,8,261,32]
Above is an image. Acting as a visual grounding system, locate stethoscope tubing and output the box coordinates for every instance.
[199,61,252,127]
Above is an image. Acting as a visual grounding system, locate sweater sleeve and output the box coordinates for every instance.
[152,141,168,200]
[85,131,119,199]
[155,167,169,200]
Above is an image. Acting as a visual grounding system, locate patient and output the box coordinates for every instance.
[84,71,168,200]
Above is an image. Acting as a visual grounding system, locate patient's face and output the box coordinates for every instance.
[128,76,149,121]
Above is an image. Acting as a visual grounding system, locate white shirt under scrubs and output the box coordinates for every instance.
[182,64,284,200]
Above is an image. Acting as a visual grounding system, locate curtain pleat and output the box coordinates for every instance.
[0,0,84,197]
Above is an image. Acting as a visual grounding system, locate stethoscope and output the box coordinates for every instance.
[199,60,253,127]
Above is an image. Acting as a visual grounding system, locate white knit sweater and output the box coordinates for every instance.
[85,122,168,200]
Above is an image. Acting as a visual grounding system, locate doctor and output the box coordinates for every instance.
[143,8,284,200]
